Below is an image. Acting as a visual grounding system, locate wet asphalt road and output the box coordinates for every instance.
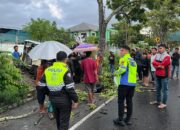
[78,79,180,130]
[0,79,180,130]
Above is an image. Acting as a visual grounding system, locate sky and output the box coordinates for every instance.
[0,0,116,29]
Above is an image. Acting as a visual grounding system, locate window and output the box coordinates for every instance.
[92,33,96,36]
[81,33,87,38]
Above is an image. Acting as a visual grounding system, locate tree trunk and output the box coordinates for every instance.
[98,0,107,55]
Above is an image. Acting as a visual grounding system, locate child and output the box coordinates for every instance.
[142,53,150,87]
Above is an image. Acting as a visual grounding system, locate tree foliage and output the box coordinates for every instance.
[97,0,159,53]
[106,0,148,24]
[0,54,29,105]
[24,18,73,44]
[110,21,145,46]
[145,0,180,43]
[85,36,98,44]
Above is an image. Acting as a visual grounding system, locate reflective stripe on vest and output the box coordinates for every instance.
[45,62,68,92]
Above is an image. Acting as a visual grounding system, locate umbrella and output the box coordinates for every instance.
[28,41,72,60]
[73,43,99,52]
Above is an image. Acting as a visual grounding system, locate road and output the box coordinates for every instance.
[77,79,180,130]
[0,79,179,130]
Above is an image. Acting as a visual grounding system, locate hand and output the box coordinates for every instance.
[158,65,164,69]
[72,103,78,109]
[96,76,99,82]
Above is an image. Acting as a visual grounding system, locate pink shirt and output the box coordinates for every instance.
[81,57,97,83]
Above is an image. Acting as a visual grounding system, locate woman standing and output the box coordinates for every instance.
[35,60,48,113]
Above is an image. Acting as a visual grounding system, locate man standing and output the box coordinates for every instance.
[12,45,21,59]
[153,44,171,109]
[109,51,115,73]
[150,48,157,84]
[171,48,179,79]
[113,45,137,126]
[39,51,78,130]
[81,51,98,104]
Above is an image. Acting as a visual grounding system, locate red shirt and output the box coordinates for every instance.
[81,57,97,83]
[35,66,45,85]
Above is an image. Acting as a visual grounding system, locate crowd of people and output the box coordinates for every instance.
[11,44,179,130]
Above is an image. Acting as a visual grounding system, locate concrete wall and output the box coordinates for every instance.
[0,43,24,54]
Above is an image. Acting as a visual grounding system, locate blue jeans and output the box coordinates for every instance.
[109,64,115,73]
[171,65,179,78]
[156,77,169,104]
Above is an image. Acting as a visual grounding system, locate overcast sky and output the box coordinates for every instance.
[0,0,116,29]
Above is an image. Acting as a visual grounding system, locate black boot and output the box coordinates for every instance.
[124,118,132,125]
[113,118,125,126]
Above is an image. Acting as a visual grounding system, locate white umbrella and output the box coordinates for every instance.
[28,41,72,60]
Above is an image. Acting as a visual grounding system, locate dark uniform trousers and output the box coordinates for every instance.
[52,102,71,130]
[118,85,135,121]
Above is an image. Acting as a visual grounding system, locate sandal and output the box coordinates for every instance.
[150,101,160,105]
[158,104,167,109]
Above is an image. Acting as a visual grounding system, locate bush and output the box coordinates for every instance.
[99,51,119,89]
[98,51,119,98]
[0,54,29,105]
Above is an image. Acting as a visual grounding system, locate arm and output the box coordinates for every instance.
[38,74,47,87]
[37,74,49,95]
[152,58,160,69]
[153,56,171,69]
[146,59,150,69]
[93,61,98,81]
[70,60,75,74]
[116,58,128,75]
[35,67,43,85]
[157,56,171,68]
[64,72,78,103]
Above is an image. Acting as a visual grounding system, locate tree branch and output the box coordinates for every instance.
[105,0,140,25]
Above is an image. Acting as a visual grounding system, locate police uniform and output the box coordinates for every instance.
[116,53,137,122]
[39,62,78,130]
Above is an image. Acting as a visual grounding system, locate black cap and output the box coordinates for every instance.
[56,51,67,61]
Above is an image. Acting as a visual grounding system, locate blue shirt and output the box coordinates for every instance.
[12,51,20,59]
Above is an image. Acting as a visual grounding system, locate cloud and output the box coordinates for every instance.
[30,0,63,20]
[0,0,117,28]
[47,3,63,20]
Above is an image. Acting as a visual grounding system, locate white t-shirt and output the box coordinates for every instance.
[150,54,156,71]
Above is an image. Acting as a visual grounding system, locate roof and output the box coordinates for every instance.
[68,23,98,32]
[25,40,41,45]
[0,25,22,31]
[168,32,180,42]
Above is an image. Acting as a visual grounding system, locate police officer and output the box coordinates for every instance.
[113,45,137,126]
[39,51,78,130]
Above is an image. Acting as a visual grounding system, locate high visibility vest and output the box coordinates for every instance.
[45,62,68,91]
[116,53,137,87]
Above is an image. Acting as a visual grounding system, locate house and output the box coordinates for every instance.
[68,22,117,43]
[168,32,180,42]
[0,25,29,44]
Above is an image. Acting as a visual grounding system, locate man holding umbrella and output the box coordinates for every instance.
[38,51,78,130]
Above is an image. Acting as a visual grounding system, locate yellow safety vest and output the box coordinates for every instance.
[45,62,68,91]
[115,53,137,86]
